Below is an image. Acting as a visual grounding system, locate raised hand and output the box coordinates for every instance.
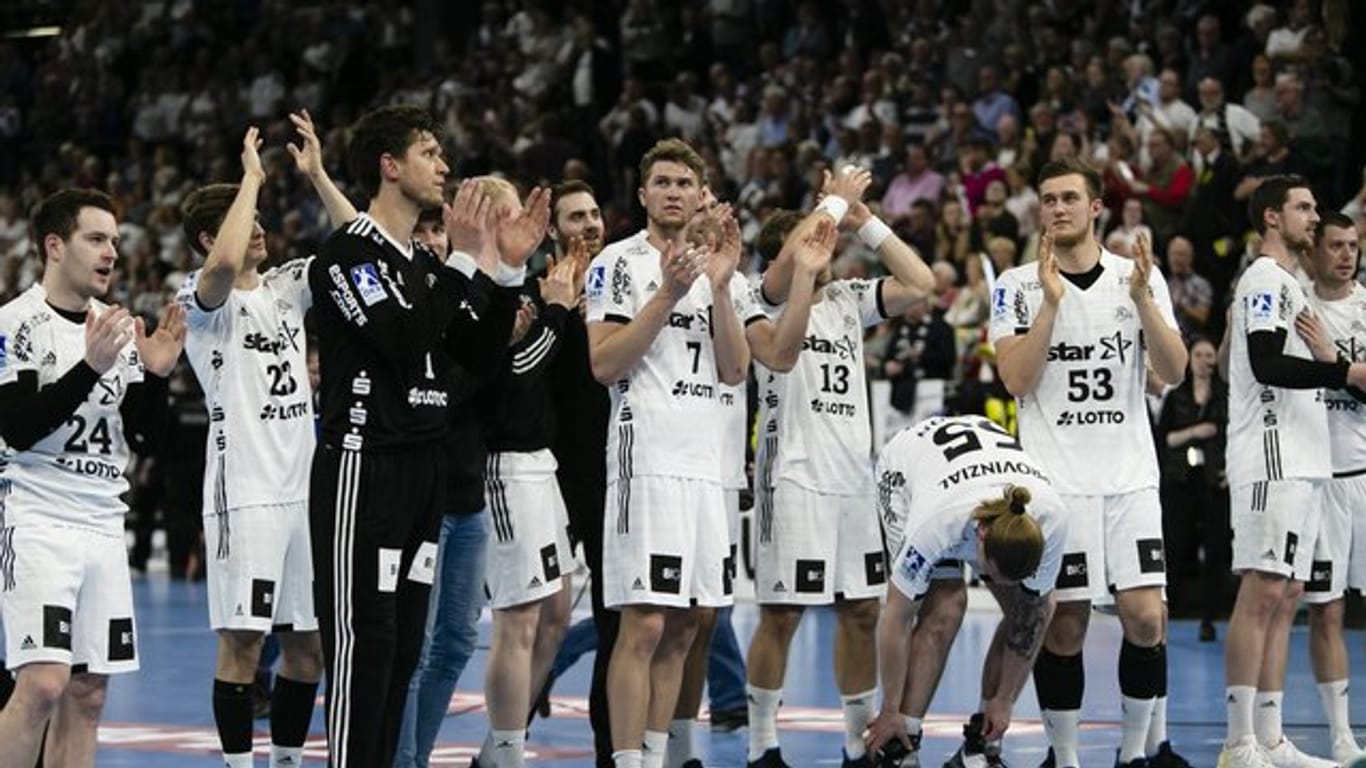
[659,240,704,302]
[496,186,551,268]
[844,199,873,231]
[1039,228,1064,307]
[793,216,838,275]
[1295,309,1336,362]
[85,306,135,375]
[444,179,494,259]
[241,126,264,183]
[134,303,188,377]
[286,110,324,179]
[823,165,873,206]
[564,235,591,297]
[704,205,742,288]
[539,256,579,309]
[1129,232,1155,304]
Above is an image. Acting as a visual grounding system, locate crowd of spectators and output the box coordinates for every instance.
[0,0,1361,611]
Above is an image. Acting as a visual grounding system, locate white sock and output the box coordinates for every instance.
[1145,696,1168,756]
[1119,696,1156,762]
[270,745,303,767]
[613,750,644,768]
[904,715,923,739]
[840,689,875,759]
[746,685,782,760]
[1226,685,1257,744]
[1041,709,1081,768]
[665,718,696,768]
[480,729,525,768]
[1318,680,1356,750]
[642,729,668,768]
[1254,690,1284,748]
[224,754,253,768]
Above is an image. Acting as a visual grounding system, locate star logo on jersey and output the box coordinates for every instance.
[1336,337,1366,363]
[1099,332,1132,363]
[95,377,124,406]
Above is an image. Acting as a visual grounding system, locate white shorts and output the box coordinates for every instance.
[755,480,887,605]
[1,525,138,674]
[1052,489,1167,603]
[205,502,317,633]
[485,455,573,610]
[1231,479,1321,581]
[1303,475,1366,602]
[603,476,732,609]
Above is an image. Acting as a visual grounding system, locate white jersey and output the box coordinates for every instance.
[1308,283,1366,474]
[177,258,315,513]
[988,249,1176,495]
[585,231,764,482]
[0,285,145,533]
[756,278,886,496]
[720,382,747,490]
[1227,257,1330,485]
[876,415,1067,597]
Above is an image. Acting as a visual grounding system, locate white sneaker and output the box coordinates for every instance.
[1332,739,1364,767]
[1217,736,1277,768]
[1263,737,1338,768]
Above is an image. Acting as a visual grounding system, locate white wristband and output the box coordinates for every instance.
[445,250,477,278]
[858,217,893,250]
[815,195,849,224]
[494,260,527,287]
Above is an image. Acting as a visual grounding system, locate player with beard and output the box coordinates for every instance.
[1299,211,1366,765]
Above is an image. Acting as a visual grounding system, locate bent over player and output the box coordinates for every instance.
[866,415,1066,768]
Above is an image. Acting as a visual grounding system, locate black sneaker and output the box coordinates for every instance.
[879,732,922,767]
[943,714,991,767]
[843,750,874,767]
[1145,742,1192,768]
[710,707,748,732]
[681,760,704,768]
[748,747,792,768]
[984,740,1010,767]
[1113,748,1149,768]
[1038,747,1055,768]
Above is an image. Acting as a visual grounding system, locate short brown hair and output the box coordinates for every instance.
[181,184,240,257]
[348,105,445,199]
[1248,174,1311,236]
[1037,157,1103,200]
[33,188,116,262]
[972,485,1045,582]
[552,180,597,225]
[639,138,706,188]
[755,209,805,266]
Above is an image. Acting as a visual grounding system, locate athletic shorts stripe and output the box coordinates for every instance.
[758,435,777,544]
[1263,431,1283,480]
[0,525,13,590]
[616,425,634,534]
[329,450,360,766]
[486,454,512,543]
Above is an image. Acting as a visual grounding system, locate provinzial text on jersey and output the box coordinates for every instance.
[938,459,1047,490]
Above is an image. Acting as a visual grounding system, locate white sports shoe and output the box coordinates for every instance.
[1332,739,1364,767]
[1216,736,1277,768]
[1263,737,1338,768]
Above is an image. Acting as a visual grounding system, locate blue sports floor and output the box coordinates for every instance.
[89,576,1366,765]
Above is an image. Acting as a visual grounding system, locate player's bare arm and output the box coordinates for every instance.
[844,199,935,315]
[588,240,702,384]
[196,128,265,310]
[747,217,839,372]
[760,167,871,304]
[1129,232,1188,384]
[865,585,920,756]
[982,584,1056,740]
[995,230,1064,397]
[707,207,749,385]
[289,110,358,227]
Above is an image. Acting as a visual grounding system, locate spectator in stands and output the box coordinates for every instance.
[1235,121,1304,202]
[1165,236,1213,339]
[958,136,1006,215]
[880,296,956,418]
[972,65,1020,139]
[1185,14,1232,99]
[1125,126,1194,247]
[1242,52,1279,123]
[968,179,1019,254]
[881,142,944,222]
[1192,76,1262,164]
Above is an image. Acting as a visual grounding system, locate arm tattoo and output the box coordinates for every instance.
[1004,590,1047,657]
